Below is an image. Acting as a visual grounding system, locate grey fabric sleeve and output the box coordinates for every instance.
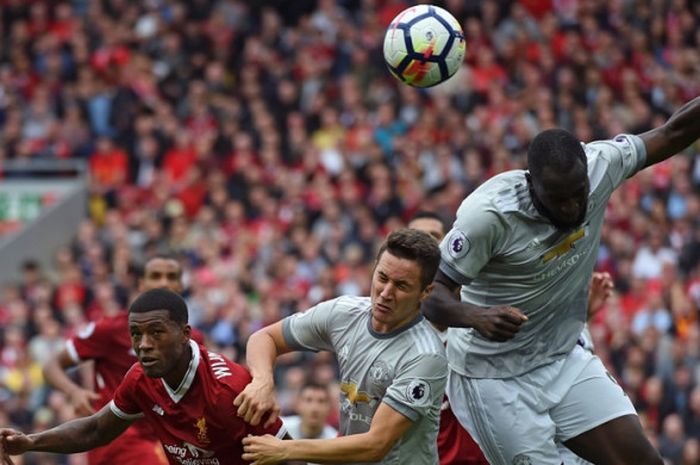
[282,298,338,353]
[382,353,447,422]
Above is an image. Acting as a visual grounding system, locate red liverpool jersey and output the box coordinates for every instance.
[110,340,285,465]
[67,312,138,409]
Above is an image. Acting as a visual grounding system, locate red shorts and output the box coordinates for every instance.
[88,426,166,465]
[438,397,489,465]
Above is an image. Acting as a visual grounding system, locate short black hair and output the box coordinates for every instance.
[133,254,182,279]
[527,128,586,179]
[409,211,447,230]
[376,229,441,289]
[410,210,441,222]
[129,288,188,324]
[300,382,329,396]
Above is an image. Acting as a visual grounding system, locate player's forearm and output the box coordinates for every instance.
[43,358,82,395]
[246,331,279,384]
[285,433,390,463]
[422,282,481,327]
[26,416,107,453]
[645,96,700,166]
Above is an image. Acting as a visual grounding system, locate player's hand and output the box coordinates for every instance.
[242,434,287,465]
[472,306,528,342]
[68,387,101,416]
[233,379,280,428]
[588,272,613,318]
[1,429,33,464]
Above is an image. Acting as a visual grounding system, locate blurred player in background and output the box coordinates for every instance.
[282,382,338,465]
[423,97,700,464]
[237,229,446,464]
[42,256,187,465]
[1,289,286,465]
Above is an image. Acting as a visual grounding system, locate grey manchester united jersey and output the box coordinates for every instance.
[440,134,646,378]
[283,295,447,465]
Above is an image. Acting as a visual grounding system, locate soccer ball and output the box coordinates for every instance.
[383,5,465,88]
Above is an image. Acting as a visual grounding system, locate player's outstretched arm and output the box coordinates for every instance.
[0,404,132,459]
[242,402,413,464]
[235,321,293,428]
[422,269,527,341]
[640,96,700,168]
[43,349,100,417]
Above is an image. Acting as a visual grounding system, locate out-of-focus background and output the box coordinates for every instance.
[0,0,699,464]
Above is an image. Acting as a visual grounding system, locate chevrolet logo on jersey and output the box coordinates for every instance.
[340,382,372,405]
[542,227,586,263]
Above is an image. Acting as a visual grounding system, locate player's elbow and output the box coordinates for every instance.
[363,433,397,461]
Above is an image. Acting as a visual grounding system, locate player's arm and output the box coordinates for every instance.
[234,321,292,427]
[587,272,613,319]
[243,402,412,464]
[640,96,700,168]
[422,269,527,342]
[0,404,132,458]
[42,348,100,416]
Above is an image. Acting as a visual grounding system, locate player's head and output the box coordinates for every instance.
[296,382,332,432]
[526,128,589,230]
[128,288,191,379]
[408,211,447,241]
[138,255,183,294]
[370,229,440,332]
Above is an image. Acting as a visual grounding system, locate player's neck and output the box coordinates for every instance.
[163,343,193,390]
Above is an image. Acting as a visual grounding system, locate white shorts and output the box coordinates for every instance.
[447,345,636,465]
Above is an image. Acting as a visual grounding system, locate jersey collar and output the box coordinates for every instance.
[162,339,200,403]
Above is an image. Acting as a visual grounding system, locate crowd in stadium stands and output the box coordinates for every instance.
[0,0,699,463]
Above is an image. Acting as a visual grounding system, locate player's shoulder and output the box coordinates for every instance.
[198,346,251,394]
[583,134,644,161]
[122,360,147,384]
[74,312,127,340]
[459,170,530,217]
[306,295,371,317]
[332,295,371,313]
[403,320,447,359]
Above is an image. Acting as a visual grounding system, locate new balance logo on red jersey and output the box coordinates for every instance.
[207,352,231,379]
[152,404,164,416]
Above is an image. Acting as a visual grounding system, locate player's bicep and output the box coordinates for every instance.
[639,127,670,168]
[261,321,293,354]
[433,268,469,294]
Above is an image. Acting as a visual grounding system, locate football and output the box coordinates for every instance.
[383,4,465,88]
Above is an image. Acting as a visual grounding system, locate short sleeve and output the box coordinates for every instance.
[382,354,447,422]
[585,134,647,190]
[282,299,338,353]
[109,364,145,420]
[439,206,505,283]
[67,320,113,363]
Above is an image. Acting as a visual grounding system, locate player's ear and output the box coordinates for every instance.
[420,283,434,302]
[182,324,191,341]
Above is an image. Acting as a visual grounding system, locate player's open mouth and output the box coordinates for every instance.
[375,303,391,313]
[141,358,158,367]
